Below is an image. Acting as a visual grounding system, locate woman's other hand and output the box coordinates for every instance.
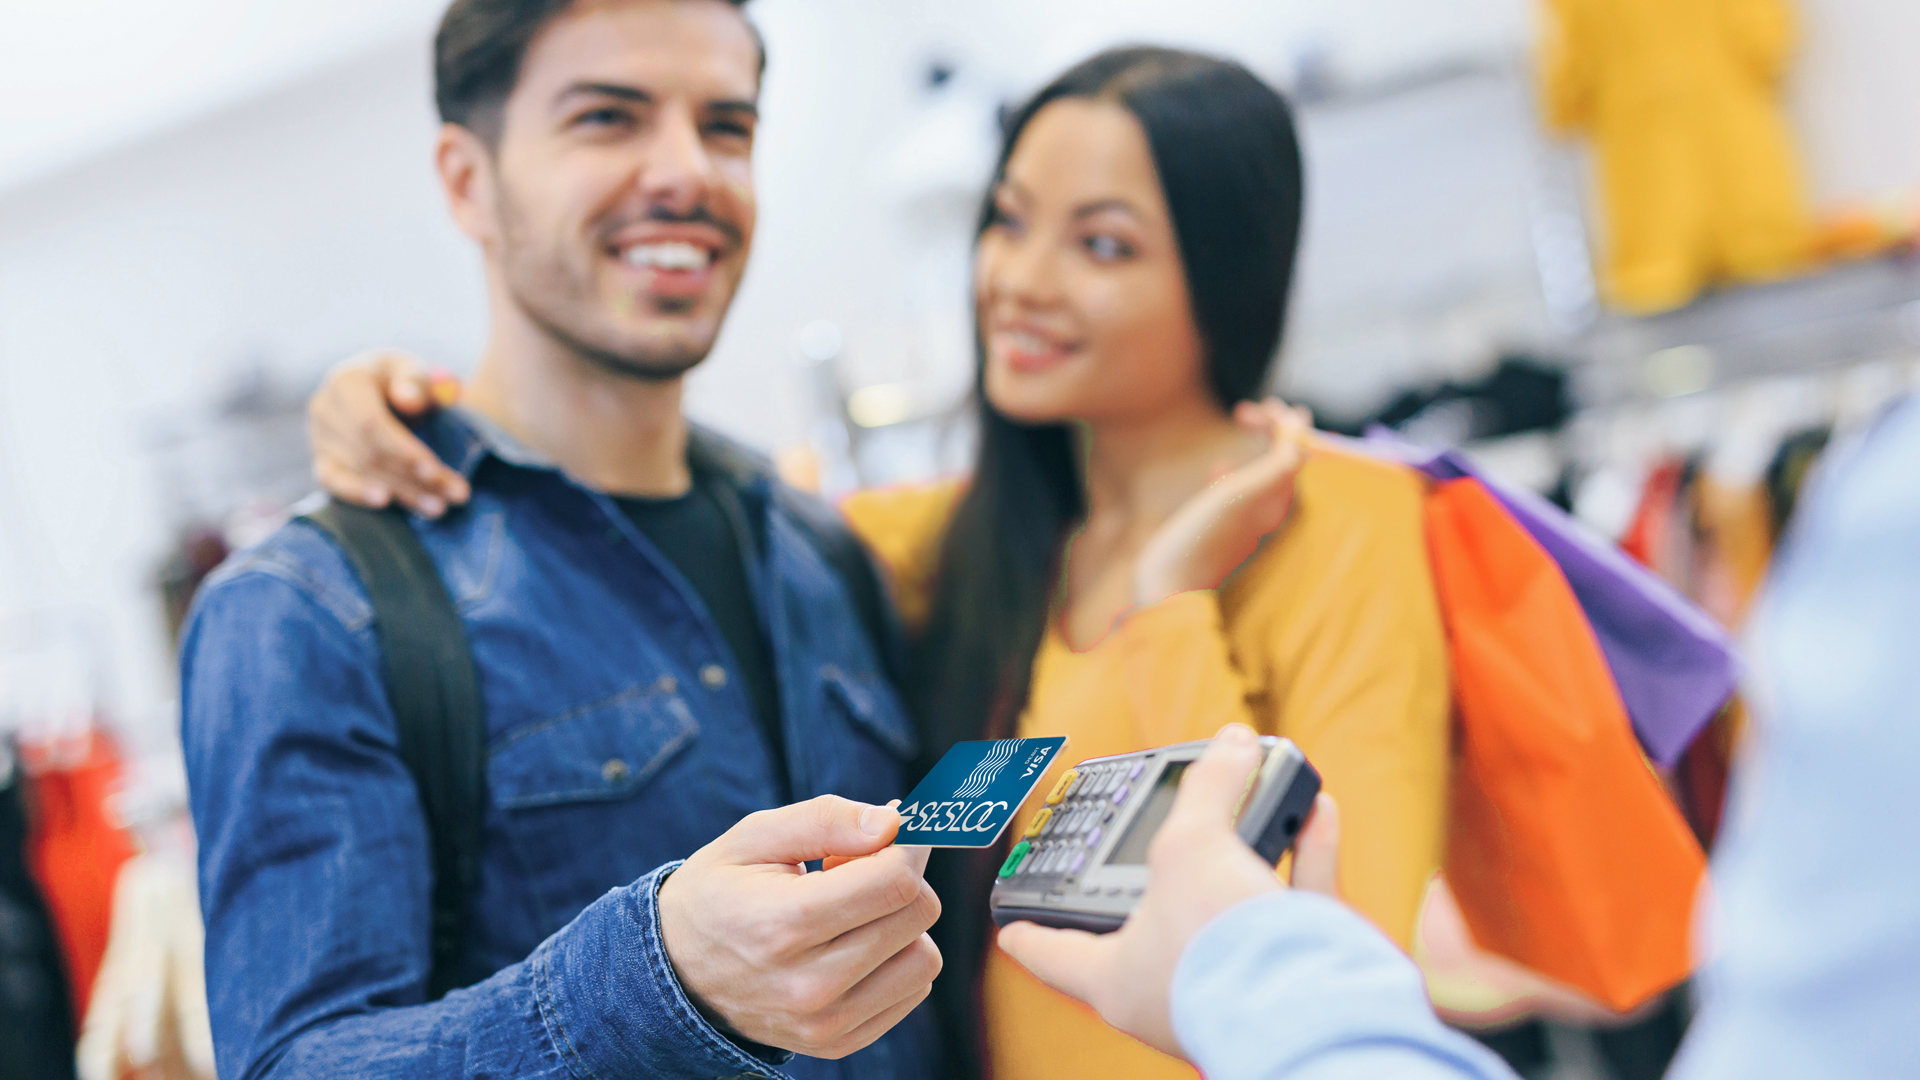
[995,723,1342,1058]
[1132,400,1311,606]
[308,350,470,518]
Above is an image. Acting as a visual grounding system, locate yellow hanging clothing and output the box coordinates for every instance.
[1540,0,1813,312]
[840,444,1450,1080]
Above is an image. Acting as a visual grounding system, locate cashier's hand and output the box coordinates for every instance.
[658,796,942,1059]
[996,723,1340,1060]
[308,349,471,518]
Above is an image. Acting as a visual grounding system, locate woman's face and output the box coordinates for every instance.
[976,97,1212,426]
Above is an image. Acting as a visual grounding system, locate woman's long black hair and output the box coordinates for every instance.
[911,46,1306,1076]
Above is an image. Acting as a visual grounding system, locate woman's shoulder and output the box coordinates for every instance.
[1291,438,1430,533]
[1224,436,1445,662]
[838,479,965,552]
[837,478,967,626]
[1226,437,1437,619]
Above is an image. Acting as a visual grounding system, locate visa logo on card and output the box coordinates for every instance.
[896,737,1068,847]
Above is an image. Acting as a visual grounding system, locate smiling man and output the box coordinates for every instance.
[180,2,943,1078]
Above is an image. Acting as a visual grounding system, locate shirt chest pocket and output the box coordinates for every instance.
[812,664,918,805]
[488,680,700,922]
[490,679,698,807]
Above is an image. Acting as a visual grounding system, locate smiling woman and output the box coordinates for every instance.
[839,47,1450,1080]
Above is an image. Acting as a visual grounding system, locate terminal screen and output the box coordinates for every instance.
[1106,760,1189,865]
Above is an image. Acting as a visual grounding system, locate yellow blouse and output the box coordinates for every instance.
[840,443,1450,1080]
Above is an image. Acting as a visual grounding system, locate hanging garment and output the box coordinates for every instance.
[1665,428,1834,848]
[1620,458,1687,578]
[1,762,79,1080]
[1540,0,1813,312]
[76,853,215,1080]
[1426,476,1708,1010]
[1622,459,1745,847]
[21,732,138,1026]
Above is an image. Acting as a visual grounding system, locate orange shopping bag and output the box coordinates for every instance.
[1427,476,1706,1012]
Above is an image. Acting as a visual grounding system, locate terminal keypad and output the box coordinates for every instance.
[1007,759,1139,882]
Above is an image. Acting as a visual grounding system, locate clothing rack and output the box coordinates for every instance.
[1574,255,1920,409]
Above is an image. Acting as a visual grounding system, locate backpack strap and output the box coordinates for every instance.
[686,425,909,693]
[302,501,485,1000]
[775,486,909,694]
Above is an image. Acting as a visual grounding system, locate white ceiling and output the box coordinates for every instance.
[0,0,448,194]
[0,0,1535,197]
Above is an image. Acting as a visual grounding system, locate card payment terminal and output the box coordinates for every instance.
[989,736,1321,933]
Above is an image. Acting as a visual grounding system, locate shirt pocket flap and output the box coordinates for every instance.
[490,680,698,810]
[820,664,918,760]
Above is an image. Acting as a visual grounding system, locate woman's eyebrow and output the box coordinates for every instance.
[1073,198,1142,221]
[995,178,1032,203]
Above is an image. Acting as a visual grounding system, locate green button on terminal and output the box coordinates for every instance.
[999,840,1032,878]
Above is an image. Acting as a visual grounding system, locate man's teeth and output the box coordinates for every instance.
[1007,330,1056,353]
[622,242,710,271]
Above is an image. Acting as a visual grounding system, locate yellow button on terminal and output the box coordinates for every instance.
[1022,807,1053,839]
[1044,769,1079,806]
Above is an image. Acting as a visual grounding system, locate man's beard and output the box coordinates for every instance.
[496,180,713,383]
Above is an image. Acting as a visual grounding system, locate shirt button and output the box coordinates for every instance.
[659,675,677,694]
[602,758,630,782]
[700,664,728,689]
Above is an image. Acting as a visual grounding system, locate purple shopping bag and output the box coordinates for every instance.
[1356,429,1737,766]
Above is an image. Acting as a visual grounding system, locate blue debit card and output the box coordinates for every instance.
[895,737,1069,847]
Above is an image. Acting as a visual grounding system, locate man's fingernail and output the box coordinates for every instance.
[859,805,898,836]
[419,496,446,517]
[366,485,389,505]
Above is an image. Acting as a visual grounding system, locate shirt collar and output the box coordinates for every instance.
[420,407,775,496]
[418,407,545,480]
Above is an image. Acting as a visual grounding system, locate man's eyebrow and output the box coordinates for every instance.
[554,82,655,109]
[552,82,758,119]
[1074,199,1143,221]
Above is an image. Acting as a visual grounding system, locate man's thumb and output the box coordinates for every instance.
[715,795,900,866]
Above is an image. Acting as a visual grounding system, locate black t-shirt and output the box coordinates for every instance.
[615,476,785,782]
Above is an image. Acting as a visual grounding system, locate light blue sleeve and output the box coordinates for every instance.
[1170,891,1516,1080]
[1669,400,1920,1080]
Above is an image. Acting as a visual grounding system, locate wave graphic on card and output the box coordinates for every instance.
[895,737,1068,848]
[954,740,1017,798]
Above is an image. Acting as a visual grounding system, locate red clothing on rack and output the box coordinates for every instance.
[22,730,138,1027]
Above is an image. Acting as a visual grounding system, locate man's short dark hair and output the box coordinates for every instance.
[434,0,761,143]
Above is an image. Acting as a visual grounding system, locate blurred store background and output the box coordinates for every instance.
[2,0,1918,1076]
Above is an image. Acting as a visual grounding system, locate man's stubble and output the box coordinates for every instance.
[493,172,714,384]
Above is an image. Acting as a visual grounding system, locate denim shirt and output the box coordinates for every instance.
[181,411,939,1080]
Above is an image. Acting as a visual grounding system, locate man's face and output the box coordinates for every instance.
[478,0,759,379]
